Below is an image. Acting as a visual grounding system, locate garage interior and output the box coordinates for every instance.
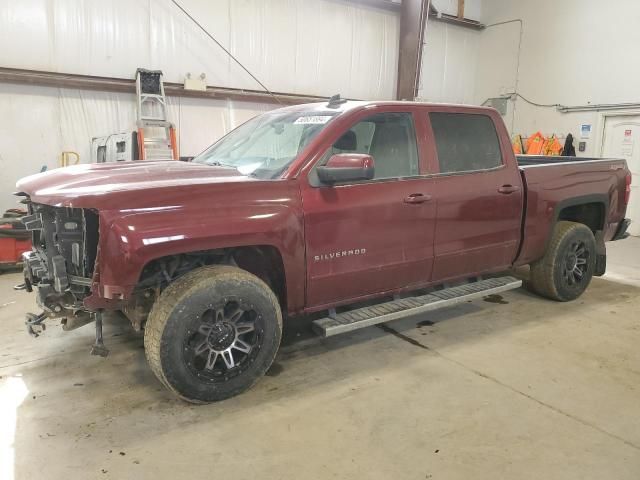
[0,0,639,479]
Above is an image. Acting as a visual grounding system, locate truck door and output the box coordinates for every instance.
[427,110,523,282]
[300,109,436,309]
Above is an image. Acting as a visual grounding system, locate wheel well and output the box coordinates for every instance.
[135,245,287,309]
[557,202,605,232]
[232,246,287,309]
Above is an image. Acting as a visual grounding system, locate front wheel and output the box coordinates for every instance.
[144,265,282,403]
[527,221,596,301]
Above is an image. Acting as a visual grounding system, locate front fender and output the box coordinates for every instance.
[86,186,305,313]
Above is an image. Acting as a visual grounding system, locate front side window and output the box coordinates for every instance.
[430,113,502,174]
[193,111,338,179]
[324,112,419,180]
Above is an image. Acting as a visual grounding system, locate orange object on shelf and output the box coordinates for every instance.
[525,131,546,155]
[512,135,525,154]
[542,134,563,156]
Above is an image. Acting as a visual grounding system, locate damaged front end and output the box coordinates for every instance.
[16,197,107,354]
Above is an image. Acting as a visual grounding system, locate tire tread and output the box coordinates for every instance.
[528,221,594,301]
[143,265,282,403]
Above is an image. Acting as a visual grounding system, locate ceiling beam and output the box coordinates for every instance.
[396,0,429,100]
[0,67,328,105]
[339,0,401,12]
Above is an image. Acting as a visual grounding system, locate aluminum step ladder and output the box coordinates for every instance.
[312,276,522,337]
[135,69,178,161]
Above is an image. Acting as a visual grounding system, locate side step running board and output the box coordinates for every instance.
[312,276,522,337]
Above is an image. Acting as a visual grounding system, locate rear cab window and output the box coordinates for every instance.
[429,112,503,174]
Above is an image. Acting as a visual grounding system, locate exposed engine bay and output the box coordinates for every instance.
[19,201,99,336]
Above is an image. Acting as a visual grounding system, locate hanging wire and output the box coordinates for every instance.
[484,19,523,132]
[169,0,284,106]
[482,93,564,109]
[512,92,563,109]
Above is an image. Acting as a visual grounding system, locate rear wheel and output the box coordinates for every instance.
[528,221,596,301]
[144,265,282,403]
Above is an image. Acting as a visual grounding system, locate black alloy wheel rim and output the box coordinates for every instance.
[182,298,262,382]
[561,240,589,286]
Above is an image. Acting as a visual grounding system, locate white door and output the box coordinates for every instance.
[601,116,640,236]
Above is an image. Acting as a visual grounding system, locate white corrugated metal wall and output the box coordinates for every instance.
[0,0,399,98]
[0,0,400,211]
[417,0,483,104]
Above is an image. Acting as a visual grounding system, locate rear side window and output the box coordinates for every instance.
[430,113,502,173]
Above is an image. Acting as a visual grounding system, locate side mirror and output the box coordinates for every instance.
[317,154,375,184]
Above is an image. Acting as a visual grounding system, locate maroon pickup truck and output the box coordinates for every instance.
[15,99,631,403]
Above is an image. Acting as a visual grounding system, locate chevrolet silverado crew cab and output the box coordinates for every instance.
[15,99,632,403]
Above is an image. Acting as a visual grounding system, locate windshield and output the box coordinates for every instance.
[192,111,338,179]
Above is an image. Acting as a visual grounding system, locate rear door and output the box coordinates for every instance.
[426,110,523,281]
[300,107,437,309]
[601,115,640,236]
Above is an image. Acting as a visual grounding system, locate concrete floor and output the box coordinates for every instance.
[1,239,639,480]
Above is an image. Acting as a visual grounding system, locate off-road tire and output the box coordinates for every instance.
[144,265,282,403]
[528,221,596,301]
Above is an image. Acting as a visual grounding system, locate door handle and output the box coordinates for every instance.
[497,184,520,194]
[403,193,432,204]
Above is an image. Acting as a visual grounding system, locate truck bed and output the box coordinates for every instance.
[515,154,629,266]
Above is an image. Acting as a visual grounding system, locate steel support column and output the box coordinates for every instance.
[396,0,429,100]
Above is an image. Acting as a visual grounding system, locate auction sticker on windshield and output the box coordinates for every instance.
[294,115,332,125]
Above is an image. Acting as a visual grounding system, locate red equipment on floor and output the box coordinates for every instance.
[0,208,31,271]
